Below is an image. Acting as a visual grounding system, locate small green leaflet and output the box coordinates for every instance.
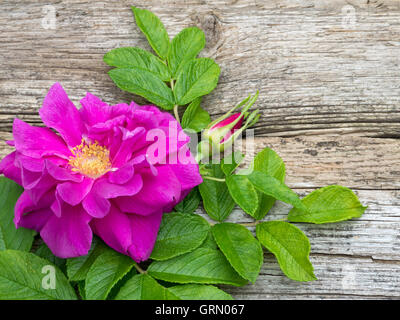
[252,148,286,220]
[85,249,135,300]
[198,163,236,221]
[226,175,259,216]
[200,231,219,250]
[221,152,244,176]
[256,221,316,282]
[148,247,248,286]
[181,98,211,133]
[247,171,308,212]
[108,68,174,110]
[212,223,263,283]
[115,274,179,300]
[168,27,206,78]
[132,7,170,60]
[104,47,170,81]
[174,58,221,105]
[66,236,107,282]
[0,250,77,300]
[0,177,35,252]
[174,187,201,214]
[150,212,210,261]
[169,284,233,300]
[288,185,367,224]
[35,242,65,270]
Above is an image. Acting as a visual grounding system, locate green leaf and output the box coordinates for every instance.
[212,223,263,283]
[198,164,236,221]
[169,284,233,300]
[0,250,77,300]
[0,177,35,251]
[252,148,286,220]
[85,249,135,300]
[226,175,259,216]
[221,152,244,176]
[104,47,170,81]
[148,247,248,287]
[247,171,308,212]
[174,187,201,214]
[108,68,174,110]
[200,231,218,250]
[115,274,179,300]
[35,242,65,269]
[66,237,107,282]
[168,27,205,78]
[78,280,86,300]
[288,185,367,224]
[181,97,210,132]
[150,212,210,261]
[174,58,221,105]
[256,221,316,282]
[132,7,170,60]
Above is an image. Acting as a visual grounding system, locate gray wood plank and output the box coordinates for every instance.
[0,0,399,299]
[0,0,400,137]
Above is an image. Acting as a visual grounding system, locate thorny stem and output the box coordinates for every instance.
[134,263,146,274]
[208,219,287,227]
[203,176,226,182]
[173,104,180,124]
[170,79,180,124]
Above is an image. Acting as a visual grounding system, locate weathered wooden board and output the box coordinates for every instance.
[0,0,399,299]
[1,0,400,137]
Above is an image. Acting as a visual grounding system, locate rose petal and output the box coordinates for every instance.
[115,166,181,216]
[39,82,85,147]
[0,152,22,185]
[91,205,132,254]
[82,191,111,219]
[13,119,71,159]
[108,163,134,185]
[96,174,143,199]
[40,204,92,258]
[127,211,163,262]
[56,177,93,206]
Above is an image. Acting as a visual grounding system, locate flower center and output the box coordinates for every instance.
[68,140,111,178]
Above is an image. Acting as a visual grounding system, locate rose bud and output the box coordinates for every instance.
[201,91,260,154]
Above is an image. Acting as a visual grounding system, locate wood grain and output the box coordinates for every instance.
[0,0,399,299]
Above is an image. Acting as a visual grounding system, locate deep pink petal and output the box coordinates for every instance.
[91,206,132,254]
[40,204,92,258]
[80,92,111,126]
[96,174,143,199]
[127,211,163,262]
[170,161,203,195]
[115,166,181,216]
[0,152,22,185]
[19,208,53,232]
[56,177,93,206]
[15,189,55,227]
[25,174,56,205]
[111,127,146,167]
[13,119,71,159]
[39,83,84,147]
[14,191,35,227]
[20,166,43,189]
[45,160,83,183]
[82,191,110,218]
[108,163,134,184]
[16,154,44,172]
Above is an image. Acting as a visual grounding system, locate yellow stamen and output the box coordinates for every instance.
[68,140,111,178]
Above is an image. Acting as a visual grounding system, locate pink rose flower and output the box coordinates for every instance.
[0,83,202,261]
